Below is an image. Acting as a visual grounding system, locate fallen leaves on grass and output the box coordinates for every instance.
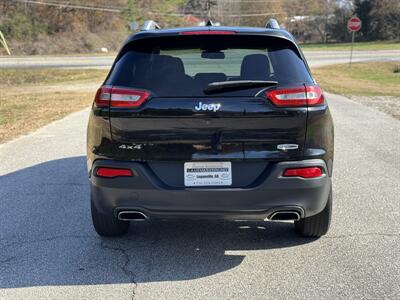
[0,68,107,143]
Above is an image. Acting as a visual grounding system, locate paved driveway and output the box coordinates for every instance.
[0,93,399,299]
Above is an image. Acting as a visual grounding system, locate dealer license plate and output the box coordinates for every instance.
[184,162,232,187]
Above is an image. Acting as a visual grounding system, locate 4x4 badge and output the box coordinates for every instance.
[119,144,142,150]
[194,101,221,112]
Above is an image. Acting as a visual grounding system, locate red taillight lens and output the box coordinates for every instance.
[94,86,150,108]
[266,85,324,107]
[283,167,323,178]
[96,167,133,178]
[94,86,111,107]
[305,85,325,106]
[180,30,236,35]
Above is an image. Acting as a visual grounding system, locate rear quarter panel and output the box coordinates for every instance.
[304,100,334,176]
[86,105,113,173]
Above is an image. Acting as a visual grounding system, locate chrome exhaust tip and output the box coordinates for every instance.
[267,211,301,222]
[118,211,148,221]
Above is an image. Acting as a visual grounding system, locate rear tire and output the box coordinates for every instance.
[294,190,332,237]
[91,197,129,237]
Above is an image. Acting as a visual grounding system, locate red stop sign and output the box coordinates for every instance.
[347,17,362,32]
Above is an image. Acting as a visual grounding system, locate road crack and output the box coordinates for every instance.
[100,241,137,300]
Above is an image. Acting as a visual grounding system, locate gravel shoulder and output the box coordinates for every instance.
[347,95,400,120]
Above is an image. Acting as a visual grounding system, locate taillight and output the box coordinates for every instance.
[266,85,324,107]
[96,167,133,178]
[94,86,150,108]
[180,30,236,35]
[283,167,323,178]
[94,86,111,107]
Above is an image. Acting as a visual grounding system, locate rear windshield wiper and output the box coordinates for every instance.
[204,80,278,94]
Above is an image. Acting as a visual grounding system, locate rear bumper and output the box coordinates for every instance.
[90,159,331,220]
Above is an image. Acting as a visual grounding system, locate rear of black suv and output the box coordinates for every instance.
[87,26,334,238]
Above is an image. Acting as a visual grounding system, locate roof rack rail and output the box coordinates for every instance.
[141,20,161,31]
[266,18,280,29]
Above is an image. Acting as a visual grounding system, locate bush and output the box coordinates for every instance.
[0,14,48,41]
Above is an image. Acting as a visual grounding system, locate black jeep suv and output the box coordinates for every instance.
[87,20,334,238]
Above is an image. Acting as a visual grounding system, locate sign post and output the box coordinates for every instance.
[347,16,362,67]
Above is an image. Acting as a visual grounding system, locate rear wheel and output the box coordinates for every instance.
[91,196,129,237]
[294,190,332,237]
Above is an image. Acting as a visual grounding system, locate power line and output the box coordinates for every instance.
[151,10,283,16]
[227,12,284,17]
[218,0,280,2]
[7,0,284,19]
[8,0,121,13]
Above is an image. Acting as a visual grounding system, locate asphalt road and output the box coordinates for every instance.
[0,93,399,299]
[0,50,399,69]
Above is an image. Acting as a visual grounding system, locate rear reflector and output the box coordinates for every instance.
[96,167,133,178]
[266,85,324,107]
[94,86,150,108]
[283,167,323,178]
[180,30,236,35]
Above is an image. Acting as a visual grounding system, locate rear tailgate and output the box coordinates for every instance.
[109,96,306,161]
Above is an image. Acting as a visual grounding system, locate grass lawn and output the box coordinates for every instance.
[0,68,108,143]
[312,61,400,119]
[0,68,107,85]
[301,41,400,51]
[312,62,400,96]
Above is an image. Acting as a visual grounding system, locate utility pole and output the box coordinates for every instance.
[206,0,212,20]
[205,0,217,20]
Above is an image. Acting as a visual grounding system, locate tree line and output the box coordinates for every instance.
[0,0,398,54]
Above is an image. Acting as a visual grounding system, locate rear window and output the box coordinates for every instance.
[107,35,313,97]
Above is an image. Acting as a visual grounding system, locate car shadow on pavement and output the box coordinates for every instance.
[0,156,316,289]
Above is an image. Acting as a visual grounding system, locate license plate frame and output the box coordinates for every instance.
[184,161,232,187]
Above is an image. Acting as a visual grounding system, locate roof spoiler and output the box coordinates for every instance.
[141,20,161,31]
[266,18,280,29]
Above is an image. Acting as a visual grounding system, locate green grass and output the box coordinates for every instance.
[301,41,400,51]
[312,62,400,96]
